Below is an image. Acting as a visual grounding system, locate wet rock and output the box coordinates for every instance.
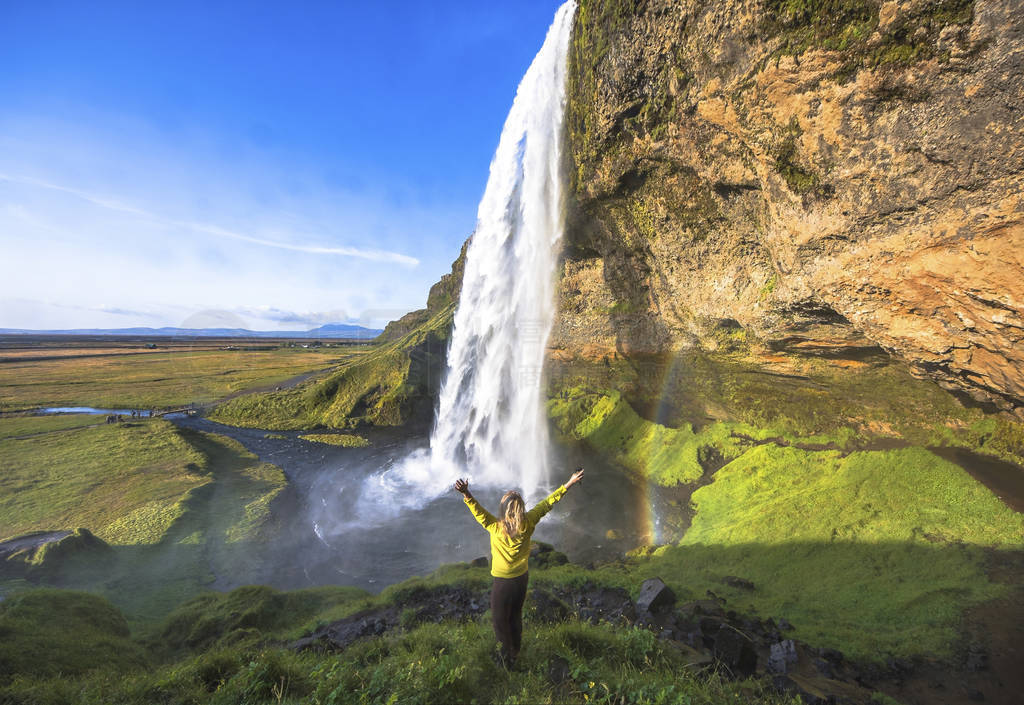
[812,657,837,680]
[636,577,675,614]
[559,0,1024,416]
[769,639,799,674]
[678,599,723,616]
[665,640,715,671]
[711,628,757,678]
[528,587,570,623]
[721,575,755,591]
[291,585,488,653]
[530,542,569,568]
[547,655,570,684]
[964,643,988,672]
[569,585,636,624]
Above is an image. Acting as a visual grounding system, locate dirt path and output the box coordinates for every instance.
[3,422,106,442]
[205,366,336,407]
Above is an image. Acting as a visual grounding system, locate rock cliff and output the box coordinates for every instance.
[557,0,1024,416]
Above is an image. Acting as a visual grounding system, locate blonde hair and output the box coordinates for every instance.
[500,490,526,539]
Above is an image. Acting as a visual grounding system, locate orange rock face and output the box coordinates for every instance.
[559,0,1024,415]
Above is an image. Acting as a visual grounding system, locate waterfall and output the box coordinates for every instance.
[359,1,575,513]
[430,0,575,498]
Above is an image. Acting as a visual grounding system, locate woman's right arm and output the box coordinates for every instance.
[455,478,497,528]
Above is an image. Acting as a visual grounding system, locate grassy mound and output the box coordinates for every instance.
[298,433,370,447]
[209,304,454,430]
[0,590,148,684]
[153,585,369,657]
[0,419,209,544]
[549,387,748,486]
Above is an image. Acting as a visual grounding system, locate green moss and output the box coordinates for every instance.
[548,388,747,486]
[773,117,832,197]
[685,445,1022,546]
[762,0,976,74]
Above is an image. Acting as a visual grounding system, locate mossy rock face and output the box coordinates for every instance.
[0,589,148,683]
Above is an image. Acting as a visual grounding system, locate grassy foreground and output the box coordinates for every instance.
[0,578,803,705]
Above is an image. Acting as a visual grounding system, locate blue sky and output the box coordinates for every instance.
[0,1,565,330]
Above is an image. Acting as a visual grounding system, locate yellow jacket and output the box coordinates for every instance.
[463,485,568,578]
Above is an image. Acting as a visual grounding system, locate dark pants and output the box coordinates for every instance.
[491,572,529,660]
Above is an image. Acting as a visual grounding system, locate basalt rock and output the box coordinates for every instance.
[636,576,677,614]
[560,0,1024,416]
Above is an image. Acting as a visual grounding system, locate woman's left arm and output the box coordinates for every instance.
[526,468,584,523]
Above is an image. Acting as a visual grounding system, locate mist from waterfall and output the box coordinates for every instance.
[353,0,576,518]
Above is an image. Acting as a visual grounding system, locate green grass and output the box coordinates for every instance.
[0,346,347,412]
[298,433,370,447]
[152,584,370,658]
[546,371,1024,662]
[0,419,290,628]
[683,445,1021,547]
[0,419,208,543]
[0,589,149,684]
[0,413,102,440]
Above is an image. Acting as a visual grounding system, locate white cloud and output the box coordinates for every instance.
[0,173,420,266]
[0,116,471,331]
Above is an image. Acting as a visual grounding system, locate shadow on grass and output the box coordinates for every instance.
[539,540,1024,664]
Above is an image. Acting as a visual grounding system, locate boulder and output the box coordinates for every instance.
[721,576,755,591]
[768,639,799,674]
[528,587,570,623]
[711,628,757,678]
[546,655,570,684]
[636,577,675,614]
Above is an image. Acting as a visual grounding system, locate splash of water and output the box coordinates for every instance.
[357,1,576,515]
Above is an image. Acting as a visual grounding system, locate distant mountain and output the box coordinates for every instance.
[0,324,382,339]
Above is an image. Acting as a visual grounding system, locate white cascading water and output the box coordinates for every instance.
[357,0,576,516]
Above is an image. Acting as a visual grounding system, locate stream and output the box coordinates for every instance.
[168,415,668,593]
